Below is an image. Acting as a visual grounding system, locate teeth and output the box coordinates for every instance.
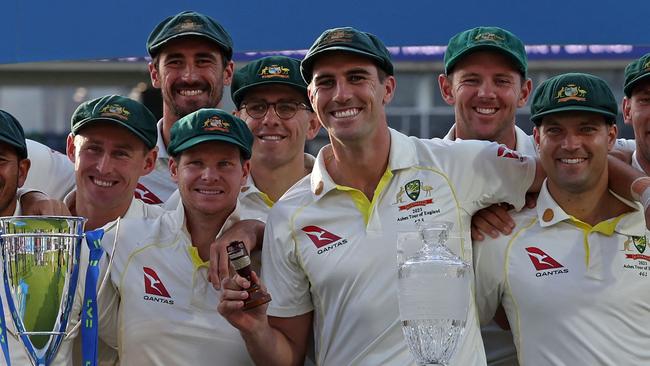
[93,178,114,187]
[475,107,497,115]
[197,189,222,195]
[178,89,203,96]
[560,158,585,164]
[333,108,360,118]
[259,135,284,141]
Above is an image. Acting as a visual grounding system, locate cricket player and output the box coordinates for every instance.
[474,72,650,365]
[138,10,235,204]
[438,26,531,366]
[218,26,550,366]
[623,53,650,175]
[107,108,255,365]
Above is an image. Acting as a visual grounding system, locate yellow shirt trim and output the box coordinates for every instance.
[566,215,624,267]
[335,167,394,225]
[188,245,209,269]
[259,191,275,208]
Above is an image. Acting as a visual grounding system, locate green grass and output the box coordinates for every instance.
[9,251,67,350]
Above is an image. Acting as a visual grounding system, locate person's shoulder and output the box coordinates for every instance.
[480,207,538,252]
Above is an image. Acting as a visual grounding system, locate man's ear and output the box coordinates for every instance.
[438,73,455,106]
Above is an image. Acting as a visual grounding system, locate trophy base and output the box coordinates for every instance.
[242,285,271,311]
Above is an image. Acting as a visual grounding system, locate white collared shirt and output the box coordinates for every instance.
[474,182,650,365]
[262,128,535,366]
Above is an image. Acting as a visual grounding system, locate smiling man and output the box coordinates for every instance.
[623,53,650,175]
[474,73,650,365]
[107,108,255,365]
[218,26,548,366]
[139,10,235,204]
[231,55,320,219]
[439,26,534,154]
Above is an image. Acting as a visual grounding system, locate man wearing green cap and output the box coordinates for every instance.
[0,109,36,365]
[474,72,650,365]
[106,108,255,365]
[439,26,534,155]
[218,26,547,366]
[438,25,530,366]
[623,53,650,175]
[42,95,164,366]
[230,55,319,220]
[139,10,235,204]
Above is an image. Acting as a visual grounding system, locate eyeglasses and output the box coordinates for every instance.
[241,101,311,120]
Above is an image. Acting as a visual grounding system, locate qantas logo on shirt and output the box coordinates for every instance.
[525,247,568,277]
[134,183,163,205]
[143,267,174,305]
[301,226,348,255]
[497,145,523,161]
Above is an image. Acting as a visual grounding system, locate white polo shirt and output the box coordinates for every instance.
[136,120,175,205]
[238,153,316,221]
[444,124,537,157]
[474,182,650,366]
[262,128,536,366]
[53,197,164,365]
[24,139,75,201]
[444,123,534,366]
[107,200,253,366]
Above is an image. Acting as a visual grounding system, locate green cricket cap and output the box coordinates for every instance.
[231,56,307,109]
[71,95,158,149]
[444,26,527,77]
[301,27,394,83]
[530,72,618,125]
[168,108,253,159]
[623,53,650,97]
[147,10,233,60]
[0,110,27,159]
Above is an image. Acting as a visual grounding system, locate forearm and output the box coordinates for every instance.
[608,155,647,200]
[240,320,304,366]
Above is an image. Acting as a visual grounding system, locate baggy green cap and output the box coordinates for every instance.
[623,53,650,97]
[168,108,253,159]
[444,26,527,77]
[301,27,393,83]
[231,56,307,109]
[0,110,27,159]
[147,10,233,60]
[71,95,158,149]
[530,72,618,125]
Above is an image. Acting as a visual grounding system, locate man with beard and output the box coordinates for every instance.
[138,10,235,204]
[474,72,650,365]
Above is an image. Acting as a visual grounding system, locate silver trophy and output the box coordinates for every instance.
[0,216,86,366]
[397,222,471,366]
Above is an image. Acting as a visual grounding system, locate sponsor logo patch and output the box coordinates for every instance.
[143,267,173,304]
[134,183,163,204]
[301,226,348,255]
[497,145,522,160]
[526,247,569,277]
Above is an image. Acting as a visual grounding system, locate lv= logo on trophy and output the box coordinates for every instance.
[0,216,105,366]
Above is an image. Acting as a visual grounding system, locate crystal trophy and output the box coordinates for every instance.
[397,222,471,366]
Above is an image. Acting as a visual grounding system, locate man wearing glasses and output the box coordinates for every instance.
[230,55,320,222]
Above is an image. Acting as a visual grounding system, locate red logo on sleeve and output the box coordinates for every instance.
[134,183,163,204]
[497,145,522,160]
[301,226,342,248]
[525,247,564,271]
[143,267,171,298]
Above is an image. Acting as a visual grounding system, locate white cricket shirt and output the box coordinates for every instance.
[474,181,650,365]
[262,128,536,366]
